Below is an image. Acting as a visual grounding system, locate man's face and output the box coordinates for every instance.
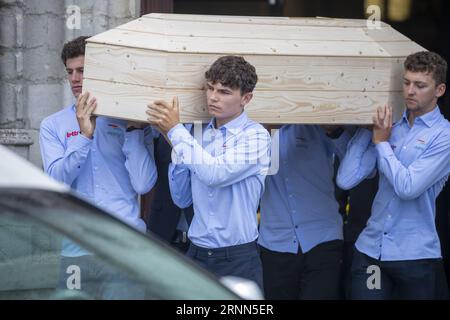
[65,55,85,98]
[403,70,446,116]
[206,81,252,126]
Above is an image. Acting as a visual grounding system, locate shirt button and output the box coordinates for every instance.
[207,250,212,256]
[387,215,392,219]
[208,193,213,198]
[403,146,407,149]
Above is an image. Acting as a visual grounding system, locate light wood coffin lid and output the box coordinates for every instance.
[83,13,426,124]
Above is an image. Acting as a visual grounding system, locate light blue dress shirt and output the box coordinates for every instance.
[337,106,450,261]
[258,125,351,254]
[40,104,157,256]
[167,112,271,249]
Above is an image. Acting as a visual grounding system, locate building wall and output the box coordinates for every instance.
[0,0,140,167]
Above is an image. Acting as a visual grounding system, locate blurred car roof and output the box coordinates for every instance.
[0,145,68,192]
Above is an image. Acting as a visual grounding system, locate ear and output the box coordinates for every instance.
[241,92,253,108]
[436,83,446,98]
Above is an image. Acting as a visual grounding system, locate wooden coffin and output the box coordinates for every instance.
[83,13,425,124]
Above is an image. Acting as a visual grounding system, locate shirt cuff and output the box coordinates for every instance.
[167,123,192,146]
[375,141,394,158]
[171,147,183,165]
[67,133,93,152]
[167,123,186,142]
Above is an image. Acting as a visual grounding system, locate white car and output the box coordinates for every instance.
[0,145,262,300]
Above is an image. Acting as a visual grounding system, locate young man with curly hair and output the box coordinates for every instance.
[146,56,271,289]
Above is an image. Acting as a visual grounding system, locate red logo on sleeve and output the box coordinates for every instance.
[66,131,81,138]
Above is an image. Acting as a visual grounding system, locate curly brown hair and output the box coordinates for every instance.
[61,36,90,66]
[404,51,447,85]
[205,55,258,94]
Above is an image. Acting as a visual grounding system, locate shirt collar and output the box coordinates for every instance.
[416,106,442,127]
[206,111,249,136]
[399,106,442,128]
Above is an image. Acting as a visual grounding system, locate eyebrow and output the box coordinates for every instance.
[403,78,426,84]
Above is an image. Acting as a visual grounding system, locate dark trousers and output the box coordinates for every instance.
[186,241,263,290]
[351,248,448,300]
[260,240,344,300]
[342,241,356,299]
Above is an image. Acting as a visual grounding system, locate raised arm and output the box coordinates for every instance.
[168,161,193,209]
[336,127,377,190]
[39,118,92,185]
[376,133,450,200]
[122,125,158,195]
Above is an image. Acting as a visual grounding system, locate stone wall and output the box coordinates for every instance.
[0,0,140,167]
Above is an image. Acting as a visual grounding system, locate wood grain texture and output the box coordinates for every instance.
[85,78,404,124]
[118,17,409,42]
[83,13,421,124]
[88,28,423,57]
[84,43,405,91]
[145,13,386,27]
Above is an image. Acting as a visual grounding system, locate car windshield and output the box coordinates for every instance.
[0,189,238,300]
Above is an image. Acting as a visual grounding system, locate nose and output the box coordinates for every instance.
[209,90,218,101]
[70,70,82,83]
[406,83,415,95]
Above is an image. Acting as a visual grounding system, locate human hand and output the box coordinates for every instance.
[146,96,180,135]
[372,104,392,144]
[76,92,97,139]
